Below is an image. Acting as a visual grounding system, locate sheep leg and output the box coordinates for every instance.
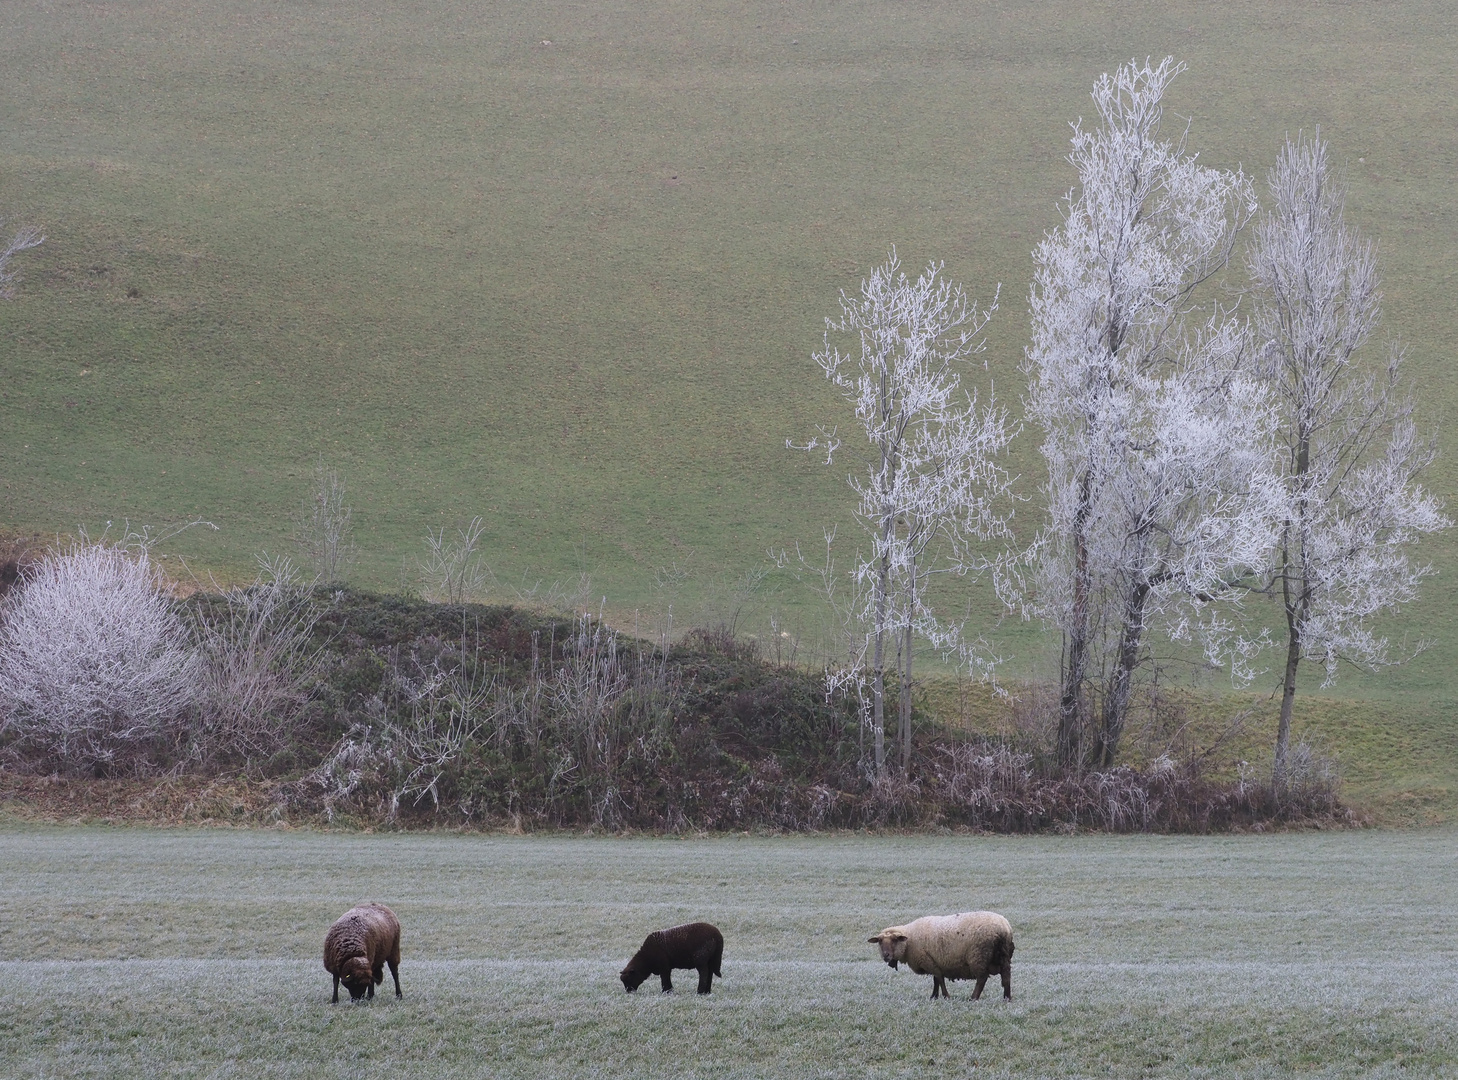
[389,959,402,999]
[366,980,374,1000]
[931,977,944,999]
[1000,959,1012,1000]
[332,975,340,1005]
[697,967,713,994]
[972,974,988,1000]
[660,972,673,993]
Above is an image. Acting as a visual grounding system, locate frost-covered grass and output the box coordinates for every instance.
[2,825,1455,1077]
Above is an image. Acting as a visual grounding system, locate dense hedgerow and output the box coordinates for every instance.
[274,591,1346,832]
[0,557,1347,830]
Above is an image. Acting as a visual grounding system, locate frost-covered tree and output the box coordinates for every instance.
[1249,132,1450,790]
[1025,57,1279,769]
[798,250,1016,774]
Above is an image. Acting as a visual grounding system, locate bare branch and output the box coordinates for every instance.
[0,220,43,300]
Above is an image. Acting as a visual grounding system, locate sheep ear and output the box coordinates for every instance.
[867,935,882,943]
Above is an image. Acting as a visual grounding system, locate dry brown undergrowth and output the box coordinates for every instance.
[0,773,285,827]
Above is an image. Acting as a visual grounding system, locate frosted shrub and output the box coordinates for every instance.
[187,556,327,769]
[310,652,491,822]
[0,541,199,775]
[418,517,491,604]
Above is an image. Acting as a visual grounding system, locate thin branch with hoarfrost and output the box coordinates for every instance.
[419,517,493,604]
[187,554,329,769]
[312,647,493,821]
[295,461,355,583]
[0,220,43,299]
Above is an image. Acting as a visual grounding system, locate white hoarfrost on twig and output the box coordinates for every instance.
[418,516,493,604]
[187,554,329,768]
[0,219,43,299]
[313,648,492,821]
[295,460,356,583]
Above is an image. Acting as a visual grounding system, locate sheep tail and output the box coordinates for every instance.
[992,935,1014,969]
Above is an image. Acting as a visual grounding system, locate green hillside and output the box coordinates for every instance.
[2,1,1455,699]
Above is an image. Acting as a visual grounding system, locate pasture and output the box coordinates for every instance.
[2,0,1457,686]
[1,824,1455,1077]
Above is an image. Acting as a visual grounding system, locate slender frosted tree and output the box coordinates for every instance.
[296,460,356,583]
[1249,132,1449,791]
[1025,58,1278,769]
[798,250,1016,774]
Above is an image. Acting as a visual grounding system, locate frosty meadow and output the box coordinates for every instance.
[2,825,1455,1078]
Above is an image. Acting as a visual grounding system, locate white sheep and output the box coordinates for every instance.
[868,911,1014,1000]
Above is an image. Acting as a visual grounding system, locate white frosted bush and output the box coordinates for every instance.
[0,541,199,774]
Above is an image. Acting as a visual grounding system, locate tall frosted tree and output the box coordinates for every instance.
[800,250,1016,774]
[1249,132,1449,790]
[1025,58,1280,769]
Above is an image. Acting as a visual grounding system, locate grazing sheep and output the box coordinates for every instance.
[323,903,402,1004]
[868,911,1014,1000]
[620,922,724,994]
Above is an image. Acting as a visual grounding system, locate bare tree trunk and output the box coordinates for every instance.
[1058,468,1094,771]
[1274,623,1301,795]
[899,618,913,774]
[1274,519,1305,794]
[1097,580,1149,768]
[871,515,892,777]
[1274,437,1310,795]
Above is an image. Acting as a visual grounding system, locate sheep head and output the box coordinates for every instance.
[340,956,374,1000]
[869,928,910,969]
[619,960,649,992]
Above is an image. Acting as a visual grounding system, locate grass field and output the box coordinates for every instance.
[2,824,1455,1078]
[2,0,1457,679]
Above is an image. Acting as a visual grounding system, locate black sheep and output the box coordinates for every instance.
[619,922,724,994]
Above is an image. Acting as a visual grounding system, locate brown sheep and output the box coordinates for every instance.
[620,922,724,994]
[323,903,402,1004]
[869,911,1014,1000]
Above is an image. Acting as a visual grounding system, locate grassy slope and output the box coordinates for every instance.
[1,2,1455,804]
[925,675,1458,826]
[2,825,1456,1078]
